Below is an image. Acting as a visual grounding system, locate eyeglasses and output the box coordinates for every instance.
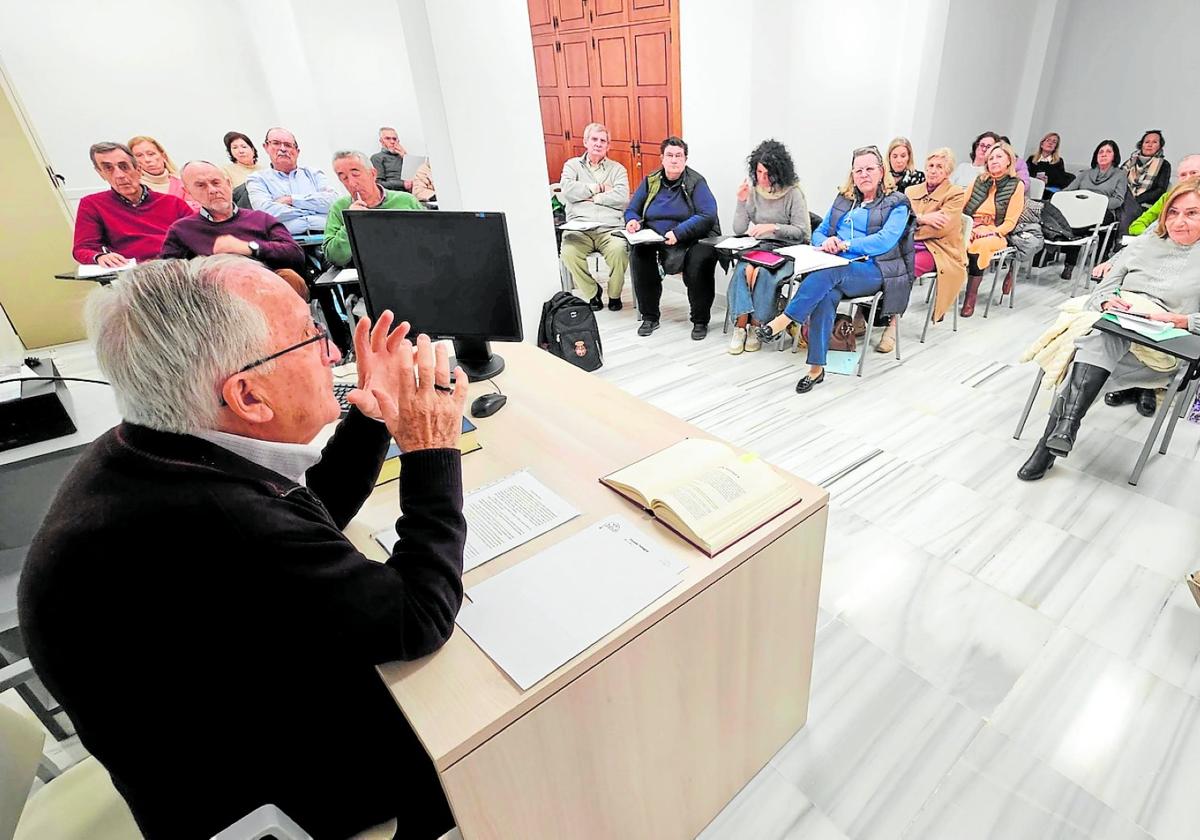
[238,324,330,372]
[266,140,297,150]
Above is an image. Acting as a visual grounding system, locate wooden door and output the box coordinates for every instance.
[559,30,595,161]
[592,26,637,187]
[590,0,628,27]
[527,0,555,37]
[629,20,677,178]
[629,0,672,23]
[557,0,589,32]
[532,33,572,182]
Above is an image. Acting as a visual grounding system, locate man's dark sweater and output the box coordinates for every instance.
[18,410,465,839]
[160,208,306,272]
[370,148,408,192]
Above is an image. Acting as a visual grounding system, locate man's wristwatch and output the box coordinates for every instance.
[247,241,260,256]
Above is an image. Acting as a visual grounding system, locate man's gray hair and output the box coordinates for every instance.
[332,149,374,170]
[179,159,228,180]
[379,126,397,136]
[89,141,134,167]
[85,256,271,434]
[583,122,610,142]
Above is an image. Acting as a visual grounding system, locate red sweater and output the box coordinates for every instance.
[72,189,193,264]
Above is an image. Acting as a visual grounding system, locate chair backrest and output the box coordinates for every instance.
[1027,177,1045,201]
[1050,190,1107,228]
[400,155,428,180]
[210,805,313,840]
[961,213,973,245]
[0,705,44,840]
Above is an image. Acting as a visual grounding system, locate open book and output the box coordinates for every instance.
[601,438,805,555]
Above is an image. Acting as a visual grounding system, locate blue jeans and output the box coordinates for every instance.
[783,261,883,366]
[727,260,791,324]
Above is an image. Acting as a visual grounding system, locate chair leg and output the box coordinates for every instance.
[920,276,935,344]
[1130,365,1189,485]
[858,296,879,377]
[1014,368,1046,439]
[894,315,901,361]
[1160,373,1199,455]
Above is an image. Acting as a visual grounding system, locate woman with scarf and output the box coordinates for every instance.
[1123,130,1171,210]
[726,139,811,354]
[961,143,1025,316]
[887,137,925,192]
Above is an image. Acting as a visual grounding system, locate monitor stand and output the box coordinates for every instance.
[453,338,505,382]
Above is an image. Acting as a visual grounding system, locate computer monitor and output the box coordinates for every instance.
[343,210,523,381]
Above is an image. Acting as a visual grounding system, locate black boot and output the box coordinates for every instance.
[1017,413,1059,481]
[1045,363,1110,456]
[1136,389,1158,418]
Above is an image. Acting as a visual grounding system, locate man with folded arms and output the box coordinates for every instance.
[20,255,468,839]
[73,141,193,267]
[559,122,631,310]
[247,127,337,235]
[161,160,308,298]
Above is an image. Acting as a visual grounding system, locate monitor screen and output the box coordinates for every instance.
[343,210,523,342]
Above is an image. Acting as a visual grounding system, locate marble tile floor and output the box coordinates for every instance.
[7,264,1200,838]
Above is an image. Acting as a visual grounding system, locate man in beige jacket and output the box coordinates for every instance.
[559,123,630,310]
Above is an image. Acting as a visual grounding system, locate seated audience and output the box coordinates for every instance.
[160,161,307,299]
[559,122,631,310]
[1017,179,1200,481]
[756,146,912,392]
[951,131,1000,188]
[907,147,967,323]
[247,127,337,235]
[961,142,1025,316]
[371,126,411,193]
[129,134,198,211]
[624,136,721,340]
[323,150,422,267]
[887,137,925,192]
[19,255,468,840]
[998,135,1031,189]
[1027,131,1072,190]
[1060,139,1127,278]
[72,141,192,266]
[1123,129,1171,210]
[222,130,263,188]
[727,139,811,354]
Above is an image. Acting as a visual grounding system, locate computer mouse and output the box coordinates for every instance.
[470,393,507,418]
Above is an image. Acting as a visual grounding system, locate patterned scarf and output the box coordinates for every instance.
[1125,152,1164,196]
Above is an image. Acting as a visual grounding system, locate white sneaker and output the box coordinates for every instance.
[744,328,761,352]
[728,326,746,354]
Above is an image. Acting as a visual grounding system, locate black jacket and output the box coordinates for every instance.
[1026,156,1073,190]
[18,410,465,839]
[370,149,409,192]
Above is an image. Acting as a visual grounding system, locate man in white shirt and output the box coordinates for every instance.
[247,127,338,235]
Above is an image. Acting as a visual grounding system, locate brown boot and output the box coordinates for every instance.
[961,274,983,317]
[1002,268,1014,295]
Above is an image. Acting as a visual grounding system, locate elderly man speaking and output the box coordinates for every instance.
[19,256,469,839]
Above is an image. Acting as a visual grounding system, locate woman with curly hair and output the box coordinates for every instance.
[887,137,925,192]
[726,139,811,354]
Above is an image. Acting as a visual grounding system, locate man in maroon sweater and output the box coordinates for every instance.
[72,142,193,266]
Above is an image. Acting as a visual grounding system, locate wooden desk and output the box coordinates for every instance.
[348,342,828,839]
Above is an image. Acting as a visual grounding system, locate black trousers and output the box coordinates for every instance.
[629,241,718,325]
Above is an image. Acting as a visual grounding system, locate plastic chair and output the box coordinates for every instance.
[838,290,897,376]
[982,246,1018,318]
[1027,177,1046,201]
[919,214,972,342]
[1042,190,1110,294]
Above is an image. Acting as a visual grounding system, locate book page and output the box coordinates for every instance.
[654,454,789,537]
[603,438,735,505]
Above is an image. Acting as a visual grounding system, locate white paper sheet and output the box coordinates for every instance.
[714,236,759,250]
[76,260,136,278]
[1111,312,1177,340]
[559,219,606,232]
[617,228,665,245]
[775,244,851,274]
[456,516,688,690]
[373,469,579,572]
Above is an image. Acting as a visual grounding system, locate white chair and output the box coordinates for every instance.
[1027,177,1046,201]
[982,245,1018,318]
[1043,190,1113,295]
[838,290,898,376]
[919,214,972,342]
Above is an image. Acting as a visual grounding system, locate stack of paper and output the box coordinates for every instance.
[1107,312,1187,341]
[775,244,850,274]
[77,260,136,278]
[455,516,687,689]
[373,469,579,573]
[616,228,665,245]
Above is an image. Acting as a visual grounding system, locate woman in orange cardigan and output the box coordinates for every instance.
[961,142,1025,316]
[907,147,967,323]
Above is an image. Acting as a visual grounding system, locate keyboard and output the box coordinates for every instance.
[333,382,355,414]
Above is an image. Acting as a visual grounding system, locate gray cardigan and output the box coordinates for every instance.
[1067,166,1128,212]
[732,184,811,242]
[1089,231,1200,333]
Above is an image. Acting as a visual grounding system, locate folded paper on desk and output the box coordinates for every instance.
[714,236,759,250]
[455,516,687,690]
[775,244,851,274]
[601,437,804,556]
[76,260,136,278]
[1102,312,1189,342]
[615,228,665,245]
[373,468,579,572]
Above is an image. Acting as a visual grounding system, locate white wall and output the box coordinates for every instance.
[1037,0,1199,169]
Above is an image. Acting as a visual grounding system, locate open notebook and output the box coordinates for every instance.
[601,438,805,555]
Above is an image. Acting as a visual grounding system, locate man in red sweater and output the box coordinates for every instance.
[72,142,192,267]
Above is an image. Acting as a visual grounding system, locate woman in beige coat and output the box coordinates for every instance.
[906,148,967,322]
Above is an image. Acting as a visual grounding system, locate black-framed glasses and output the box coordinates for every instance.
[238,324,330,372]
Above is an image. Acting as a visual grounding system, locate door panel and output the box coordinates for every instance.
[593,28,636,187]
[630,21,676,174]
[528,0,555,36]
[567,95,595,142]
[533,33,569,181]
[592,0,627,26]
[630,0,672,23]
[557,0,589,31]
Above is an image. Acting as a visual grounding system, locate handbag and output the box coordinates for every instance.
[801,313,856,352]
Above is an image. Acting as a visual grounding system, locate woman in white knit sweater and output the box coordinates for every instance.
[1018,178,1200,481]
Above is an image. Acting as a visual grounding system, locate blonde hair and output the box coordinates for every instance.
[1034,131,1061,164]
[925,146,956,171]
[127,135,180,176]
[1155,177,1200,240]
[886,137,916,174]
[839,146,896,199]
[985,143,1018,179]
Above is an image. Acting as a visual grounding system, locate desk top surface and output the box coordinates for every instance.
[1095,316,1200,361]
[352,342,828,770]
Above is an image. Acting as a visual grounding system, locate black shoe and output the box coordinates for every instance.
[1045,363,1110,456]
[607,298,623,311]
[691,323,708,341]
[1060,264,1074,280]
[1017,445,1056,481]
[795,371,826,394]
[637,320,660,337]
[1137,389,1158,418]
[589,293,603,311]
[1104,388,1140,407]
[755,323,783,344]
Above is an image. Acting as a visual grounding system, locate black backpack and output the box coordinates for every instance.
[537,291,604,372]
[1040,201,1076,242]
